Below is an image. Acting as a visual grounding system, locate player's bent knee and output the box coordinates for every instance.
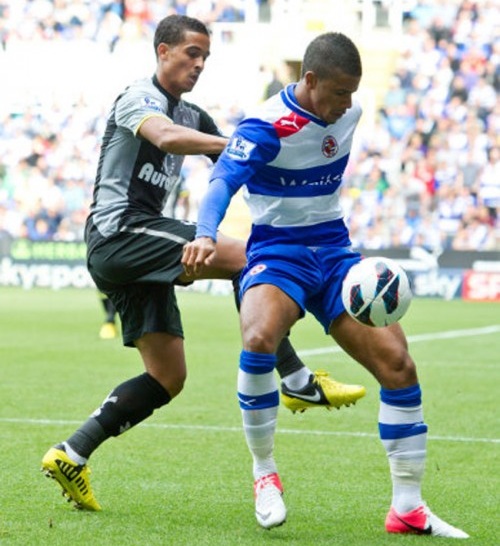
[379,351,418,389]
[160,368,187,398]
[242,330,276,355]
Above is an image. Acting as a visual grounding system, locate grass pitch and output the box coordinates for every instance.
[0,287,498,545]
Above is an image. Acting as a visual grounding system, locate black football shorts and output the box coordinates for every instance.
[87,215,196,347]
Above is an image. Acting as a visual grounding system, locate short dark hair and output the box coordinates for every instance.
[153,14,209,54]
[301,32,362,79]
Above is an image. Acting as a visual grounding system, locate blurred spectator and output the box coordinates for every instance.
[264,70,285,99]
[468,76,497,123]
[90,0,124,51]
[22,201,62,241]
[477,146,500,210]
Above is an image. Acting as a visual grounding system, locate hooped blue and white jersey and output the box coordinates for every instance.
[202,83,362,249]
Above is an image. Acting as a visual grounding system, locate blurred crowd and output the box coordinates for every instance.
[345,0,499,252]
[0,0,248,52]
[0,0,498,252]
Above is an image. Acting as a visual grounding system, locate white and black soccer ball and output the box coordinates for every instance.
[341,257,412,327]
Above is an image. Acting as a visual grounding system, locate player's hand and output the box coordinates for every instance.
[182,237,216,276]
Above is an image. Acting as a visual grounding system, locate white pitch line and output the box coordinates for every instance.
[3,326,499,446]
[1,417,498,444]
[297,325,500,357]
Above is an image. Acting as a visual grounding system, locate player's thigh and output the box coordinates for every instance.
[177,231,246,282]
[240,284,301,353]
[307,246,362,332]
[209,232,246,274]
[237,244,318,351]
[106,282,184,347]
[89,217,196,286]
[329,313,417,388]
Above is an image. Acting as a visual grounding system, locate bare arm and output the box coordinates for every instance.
[138,116,228,155]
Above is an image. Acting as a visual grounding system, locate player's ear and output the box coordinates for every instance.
[304,71,318,89]
[157,42,170,60]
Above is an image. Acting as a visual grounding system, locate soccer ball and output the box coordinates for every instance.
[341,257,412,327]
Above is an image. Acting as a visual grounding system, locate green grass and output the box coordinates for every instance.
[0,287,498,545]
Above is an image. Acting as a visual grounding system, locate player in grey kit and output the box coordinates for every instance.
[41,15,365,511]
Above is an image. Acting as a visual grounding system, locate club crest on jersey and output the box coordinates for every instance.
[141,96,163,113]
[322,135,338,158]
[248,264,267,276]
[227,135,256,161]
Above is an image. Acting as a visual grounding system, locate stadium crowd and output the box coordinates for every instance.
[0,0,498,251]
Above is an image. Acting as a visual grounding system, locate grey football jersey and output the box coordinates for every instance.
[85,75,222,252]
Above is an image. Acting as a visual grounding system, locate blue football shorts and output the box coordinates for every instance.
[239,244,362,333]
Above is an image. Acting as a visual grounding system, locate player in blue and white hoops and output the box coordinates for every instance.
[183,32,469,538]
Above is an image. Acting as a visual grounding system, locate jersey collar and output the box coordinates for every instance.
[152,74,180,106]
[281,83,328,127]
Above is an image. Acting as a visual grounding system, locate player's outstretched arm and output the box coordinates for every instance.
[139,116,228,156]
[182,176,237,278]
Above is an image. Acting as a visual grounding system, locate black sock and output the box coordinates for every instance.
[64,419,107,460]
[275,336,306,379]
[66,373,171,459]
[231,271,306,380]
[231,272,243,312]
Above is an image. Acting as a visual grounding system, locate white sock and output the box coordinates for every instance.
[281,367,311,390]
[63,441,87,465]
[379,391,427,513]
[241,408,278,479]
[389,456,425,513]
[238,351,279,480]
